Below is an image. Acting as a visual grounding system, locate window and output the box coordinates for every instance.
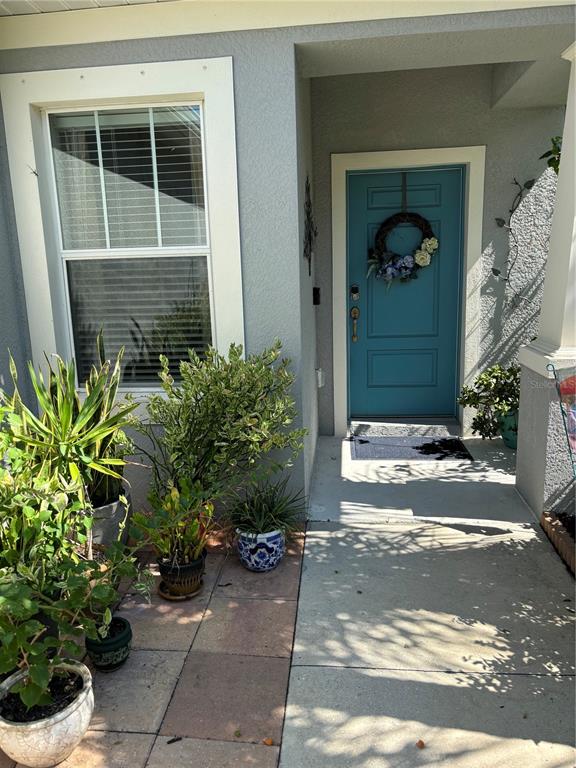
[49,105,212,386]
[0,58,243,380]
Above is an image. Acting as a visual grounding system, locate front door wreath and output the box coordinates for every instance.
[367,211,439,283]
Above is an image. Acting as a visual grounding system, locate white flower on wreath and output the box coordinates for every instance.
[415,249,431,267]
[422,237,439,254]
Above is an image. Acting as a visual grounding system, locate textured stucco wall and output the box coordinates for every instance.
[0,97,32,401]
[516,365,574,514]
[296,74,319,490]
[310,64,564,433]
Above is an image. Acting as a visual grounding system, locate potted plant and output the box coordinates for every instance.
[228,477,306,572]
[82,527,151,672]
[458,364,521,448]
[133,340,305,593]
[0,566,97,768]
[132,481,213,600]
[0,448,148,676]
[0,333,137,547]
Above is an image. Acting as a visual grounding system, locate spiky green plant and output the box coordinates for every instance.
[228,477,306,535]
[0,333,136,507]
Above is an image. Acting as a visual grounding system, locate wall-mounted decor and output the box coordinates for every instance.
[366,172,438,285]
[303,175,318,277]
[367,211,438,284]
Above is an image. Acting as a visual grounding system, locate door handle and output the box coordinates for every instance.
[350,306,360,342]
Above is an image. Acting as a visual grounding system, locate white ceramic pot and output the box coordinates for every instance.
[0,661,94,768]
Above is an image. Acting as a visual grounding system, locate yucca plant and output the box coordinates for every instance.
[0,333,137,508]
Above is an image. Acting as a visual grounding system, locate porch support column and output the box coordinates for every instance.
[516,42,576,515]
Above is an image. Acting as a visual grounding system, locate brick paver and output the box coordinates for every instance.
[0,535,304,768]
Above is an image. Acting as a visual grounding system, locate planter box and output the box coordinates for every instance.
[540,510,575,575]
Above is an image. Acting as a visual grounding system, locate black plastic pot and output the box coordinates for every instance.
[85,617,132,672]
[158,551,206,600]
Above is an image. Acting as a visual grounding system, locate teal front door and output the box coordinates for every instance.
[347,166,464,418]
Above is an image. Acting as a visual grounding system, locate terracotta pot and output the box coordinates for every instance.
[0,661,93,768]
[541,510,575,575]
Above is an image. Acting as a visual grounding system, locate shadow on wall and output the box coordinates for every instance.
[481,168,557,368]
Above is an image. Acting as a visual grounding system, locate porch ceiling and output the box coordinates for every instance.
[0,0,175,15]
[297,22,575,108]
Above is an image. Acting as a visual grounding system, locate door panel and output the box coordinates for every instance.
[347,166,464,418]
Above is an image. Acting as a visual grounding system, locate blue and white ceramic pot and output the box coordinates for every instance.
[236,529,286,572]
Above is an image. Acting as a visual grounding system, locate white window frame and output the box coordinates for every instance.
[0,58,244,391]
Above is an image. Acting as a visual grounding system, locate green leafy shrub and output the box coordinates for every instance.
[0,549,142,709]
[138,341,306,500]
[0,444,93,572]
[132,481,213,566]
[458,364,520,439]
[227,477,306,535]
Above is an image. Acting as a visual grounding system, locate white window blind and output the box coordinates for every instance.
[49,105,212,386]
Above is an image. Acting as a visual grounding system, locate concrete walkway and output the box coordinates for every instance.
[280,432,575,768]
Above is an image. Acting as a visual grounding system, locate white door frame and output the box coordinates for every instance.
[331,146,486,437]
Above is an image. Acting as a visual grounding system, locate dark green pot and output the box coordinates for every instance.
[85,617,132,672]
[498,410,518,449]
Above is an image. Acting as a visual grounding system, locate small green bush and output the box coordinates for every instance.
[139,340,306,501]
[458,364,520,439]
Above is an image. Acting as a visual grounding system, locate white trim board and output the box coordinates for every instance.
[0,58,244,378]
[331,146,486,437]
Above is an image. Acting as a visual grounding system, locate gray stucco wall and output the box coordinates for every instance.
[310,64,564,434]
[0,29,310,483]
[516,365,574,514]
[296,74,319,490]
[0,98,32,402]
